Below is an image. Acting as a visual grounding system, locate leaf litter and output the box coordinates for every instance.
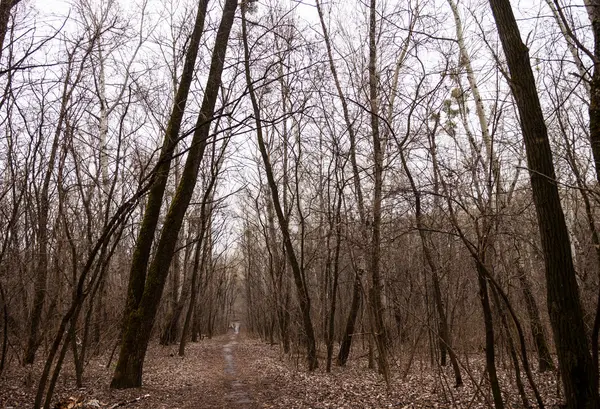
[1,335,564,408]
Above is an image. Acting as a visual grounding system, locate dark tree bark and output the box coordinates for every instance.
[491,286,530,409]
[337,270,362,366]
[25,38,92,365]
[584,0,600,388]
[0,282,7,375]
[488,0,598,407]
[476,264,504,409]
[517,268,555,372]
[0,0,20,62]
[179,221,205,356]
[179,162,221,356]
[587,0,600,186]
[110,0,237,388]
[326,191,343,372]
[119,0,209,341]
[241,2,318,371]
[160,245,185,346]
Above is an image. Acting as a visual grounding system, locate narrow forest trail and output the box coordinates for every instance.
[222,333,257,409]
[2,332,564,408]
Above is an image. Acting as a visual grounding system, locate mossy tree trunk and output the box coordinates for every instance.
[110,0,237,388]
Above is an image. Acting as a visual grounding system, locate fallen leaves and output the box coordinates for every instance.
[1,335,565,408]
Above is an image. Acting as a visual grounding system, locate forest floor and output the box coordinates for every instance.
[0,333,564,409]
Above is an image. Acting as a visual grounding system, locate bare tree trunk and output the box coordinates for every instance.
[491,285,530,408]
[517,268,555,372]
[180,168,221,355]
[367,0,390,385]
[241,3,318,370]
[110,0,237,388]
[0,0,20,62]
[160,243,184,346]
[25,39,90,365]
[316,0,368,365]
[476,263,504,409]
[400,149,462,386]
[488,0,598,406]
[326,192,343,372]
[179,224,205,356]
[118,0,209,345]
[337,270,362,366]
[0,283,8,375]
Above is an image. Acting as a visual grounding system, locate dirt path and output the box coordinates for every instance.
[222,333,257,408]
[1,333,564,408]
[1,333,260,409]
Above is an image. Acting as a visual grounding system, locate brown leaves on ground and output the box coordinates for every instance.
[237,339,563,409]
[1,335,564,408]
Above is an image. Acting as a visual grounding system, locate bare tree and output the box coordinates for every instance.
[488,0,599,406]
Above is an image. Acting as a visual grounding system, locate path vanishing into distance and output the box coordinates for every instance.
[1,330,565,408]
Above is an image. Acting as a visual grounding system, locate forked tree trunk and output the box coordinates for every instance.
[118,0,209,345]
[110,0,237,388]
[488,0,599,406]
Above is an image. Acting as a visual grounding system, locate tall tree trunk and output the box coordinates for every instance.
[326,192,343,372]
[160,241,183,346]
[367,0,390,385]
[180,189,216,356]
[586,0,600,185]
[241,3,318,371]
[491,285,530,408]
[584,0,600,389]
[25,43,83,365]
[119,0,209,341]
[488,0,599,406]
[110,0,237,388]
[316,0,368,365]
[179,225,205,356]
